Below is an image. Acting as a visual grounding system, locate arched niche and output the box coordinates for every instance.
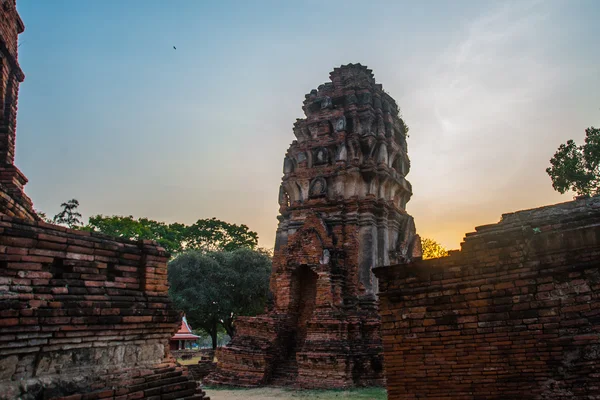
[283,156,295,174]
[283,181,303,204]
[309,177,327,198]
[312,147,330,166]
[278,185,291,207]
[376,142,388,165]
[392,156,404,176]
[335,142,347,162]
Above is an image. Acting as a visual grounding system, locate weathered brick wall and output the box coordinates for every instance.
[375,195,600,399]
[0,0,24,166]
[187,361,216,382]
[0,2,208,398]
[0,0,36,221]
[0,216,208,399]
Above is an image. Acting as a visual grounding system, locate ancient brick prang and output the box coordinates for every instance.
[375,195,600,399]
[0,217,208,399]
[0,0,36,222]
[207,64,420,388]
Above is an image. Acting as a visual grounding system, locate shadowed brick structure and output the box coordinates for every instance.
[0,2,208,399]
[375,195,600,399]
[0,0,35,222]
[207,64,420,388]
[0,222,208,399]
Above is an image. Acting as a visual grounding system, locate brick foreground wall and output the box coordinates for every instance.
[0,216,208,400]
[0,2,208,398]
[375,195,600,399]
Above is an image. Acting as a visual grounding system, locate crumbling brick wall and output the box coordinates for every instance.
[0,216,208,399]
[375,195,600,399]
[0,0,36,222]
[0,2,208,398]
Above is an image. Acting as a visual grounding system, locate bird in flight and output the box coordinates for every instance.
[173,46,177,50]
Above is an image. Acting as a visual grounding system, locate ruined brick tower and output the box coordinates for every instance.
[0,0,36,221]
[207,64,420,388]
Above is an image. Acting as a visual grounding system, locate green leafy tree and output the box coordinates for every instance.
[546,127,600,196]
[35,210,52,223]
[168,251,227,349]
[53,199,82,228]
[84,215,186,254]
[208,248,272,337]
[84,215,258,255]
[421,237,448,260]
[168,248,271,348]
[184,218,258,252]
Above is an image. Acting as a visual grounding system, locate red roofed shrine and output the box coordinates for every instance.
[170,315,200,351]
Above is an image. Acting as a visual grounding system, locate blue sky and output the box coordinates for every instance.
[14,0,600,249]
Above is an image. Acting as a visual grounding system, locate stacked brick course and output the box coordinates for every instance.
[0,217,208,399]
[187,361,216,382]
[0,2,208,398]
[207,64,420,388]
[0,0,36,222]
[375,195,600,399]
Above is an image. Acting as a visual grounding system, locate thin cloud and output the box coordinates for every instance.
[430,1,558,140]
[408,0,566,248]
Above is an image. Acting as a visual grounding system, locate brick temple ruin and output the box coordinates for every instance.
[206,64,421,388]
[5,2,595,396]
[0,2,208,399]
[376,195,600,399]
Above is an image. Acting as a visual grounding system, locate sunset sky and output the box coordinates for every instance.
[14,0,600,251]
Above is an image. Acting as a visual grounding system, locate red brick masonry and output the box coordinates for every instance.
[0,217,208,399]
[206,64,420,389]
[0,3,208,398]
[375,195,600,399]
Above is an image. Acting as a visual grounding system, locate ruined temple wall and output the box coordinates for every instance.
[0,0,23,166]
[0,0,35,221]
[0,2,206,397]
[0,216,207,399]
[375,195,600,399]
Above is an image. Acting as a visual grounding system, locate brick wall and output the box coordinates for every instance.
[0,0,36,221]
[375,195,600,399]
[0,216,208,399]
[0,2,208,398]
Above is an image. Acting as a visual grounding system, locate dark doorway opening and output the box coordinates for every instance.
[293,265,318,348]
[270,265,318,385]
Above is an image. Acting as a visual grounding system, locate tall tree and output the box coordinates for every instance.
[84,215,258,255]
[184,218,259,252]
[421,237,449,260]
[168,248,271,348]
[546,126,600,196]
[53,199,82,228]
[168,251,227,349]
[43,201,259,254]
[208,248,272,337]
[84,215,186,254]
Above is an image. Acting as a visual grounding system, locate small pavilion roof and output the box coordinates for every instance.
[171,315,200,341]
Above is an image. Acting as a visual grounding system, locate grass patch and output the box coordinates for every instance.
[176,356,203,365]
[203,387,387,400]
[287,387,386,399]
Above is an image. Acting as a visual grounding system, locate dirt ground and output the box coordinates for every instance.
[203,387,387,400]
